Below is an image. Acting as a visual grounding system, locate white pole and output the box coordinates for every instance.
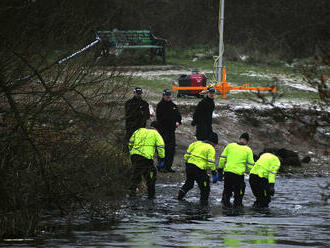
[216,0,225,82]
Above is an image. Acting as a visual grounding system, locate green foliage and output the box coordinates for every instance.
[2,0,327,61]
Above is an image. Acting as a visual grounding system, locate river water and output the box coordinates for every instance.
[2,176,330,247]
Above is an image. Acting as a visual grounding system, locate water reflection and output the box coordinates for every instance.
[1,177,330,247]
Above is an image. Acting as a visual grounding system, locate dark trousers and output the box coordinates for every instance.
[160,130,175,170]
[196,124,213,141]
[222,172,246,208]
[130,154,157,199]
[249,174,272,208]
[179,163,210,205]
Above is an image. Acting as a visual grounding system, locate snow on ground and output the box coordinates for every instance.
[122,68,318,92]
[112,69,213,80]
[286,83,318,92]
[240,71,318,92]
[110,66,319,93]
[121,67,327,112]
[150,97,330,113]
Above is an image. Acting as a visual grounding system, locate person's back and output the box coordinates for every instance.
[129,128,165,159]
[250,153,281,183]
[249,152,281,208]
[192,88,215,141]
[218,133,254,208]
[219,142,254,175]
[185,141,216,171]
[128,122,165,199]
[178,132,218,206]
[192,95,215,125]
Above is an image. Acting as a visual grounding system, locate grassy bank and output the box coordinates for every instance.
[123,47,321,102]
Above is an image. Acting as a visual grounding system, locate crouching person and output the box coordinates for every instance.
[178,132,218,206]
[128,121,165,199]
[249,151,281,208]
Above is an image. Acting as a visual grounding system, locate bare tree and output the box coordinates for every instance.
[0,1,134,239]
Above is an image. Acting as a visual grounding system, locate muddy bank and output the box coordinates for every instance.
[148,100,330,181]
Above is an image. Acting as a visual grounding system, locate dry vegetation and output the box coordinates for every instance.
[0,33,133,240]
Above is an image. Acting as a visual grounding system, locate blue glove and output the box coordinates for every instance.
[217,169,223,182]
[212,173,218,184]
[157,159,165,169]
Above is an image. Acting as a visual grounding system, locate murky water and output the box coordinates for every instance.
[2,177,330,247]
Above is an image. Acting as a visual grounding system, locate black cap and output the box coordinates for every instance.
[150,121,161,130]
[162,89,172,96]
[207,87,215,93]
[208,132,218,145]
[134,87,143,94]
[239,132,250,142]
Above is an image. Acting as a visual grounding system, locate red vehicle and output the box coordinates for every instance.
[177,71,207,97]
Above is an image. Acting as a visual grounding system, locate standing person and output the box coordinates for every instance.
[128,121,165,199]
[125,87,150,144]
[249,151,281,208]
[178,132,219,206]
[191,87,216,141]
[156,89,182,173]
[218,133,255,208]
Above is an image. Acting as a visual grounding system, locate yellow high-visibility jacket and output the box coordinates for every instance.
[250,153,281,183]
[218,142,254,175]
[129,128,165,159]
[184,141,216,171]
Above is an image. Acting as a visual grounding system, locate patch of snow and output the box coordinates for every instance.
[240,71,273,80]
[181,116,193,124]
[239,55,249,61]
[113,70,212,80]
[240,70,318,92]
[195,53,206,58]
[287,83,318,92]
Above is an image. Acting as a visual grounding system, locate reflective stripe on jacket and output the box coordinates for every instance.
[250,153,281,183]
[218,142,254,175]
[129,128,165,159]
[184,141,216,171]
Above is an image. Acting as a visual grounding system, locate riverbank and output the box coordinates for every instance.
[151,99,330,182]
[116,54,329,178]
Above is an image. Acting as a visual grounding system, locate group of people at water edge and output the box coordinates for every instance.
[125,87,281,208]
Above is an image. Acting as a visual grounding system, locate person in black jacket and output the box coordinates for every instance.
[191,88,216,141]
[125,87,150,143]
[156,89,182,173]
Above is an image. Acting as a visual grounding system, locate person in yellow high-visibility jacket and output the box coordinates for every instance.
[249,151,281,208]
[178,132,218,206]
[128,121,165,199]
[218,133,254,208]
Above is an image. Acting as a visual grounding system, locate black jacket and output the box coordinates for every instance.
[156,99,182,132]
[125,96,150,131]
[192,96,215,126]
